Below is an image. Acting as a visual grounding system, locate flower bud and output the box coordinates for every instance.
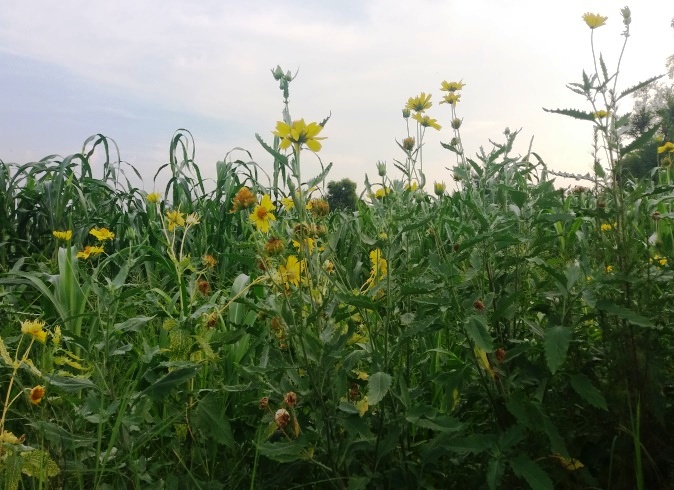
[620,6,631,26]
[271,65,284,80]
[376,161,387,177]
[434,181,446,196]
[451,118,462,130]
[402,108,411,119]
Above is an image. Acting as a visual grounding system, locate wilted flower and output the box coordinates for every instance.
[250,195,276,233]
[273,119,326,152]
[29,385,45,405]
[583,12,608,29]
[197,280,210,296]
[21,319,47,344]
[284,391,298,408]
[202,254,217,268]
[89,227,115,241]
[402,137,416,152]
[405,92,432,113]
[275,408,290,429]
[308,198,330,217]
[185,213,200,226]
[259,396,270,409]
[52,230,72,241]
[231,186,256,212]
[265,237,285,255]
[473,299,486,311]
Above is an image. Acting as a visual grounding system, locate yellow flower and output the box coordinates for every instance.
[600,223,614,232]
[273,119,326,152]
[440,80,465,92]
[21,320,47,344]
[440,93,461,105]
[374,187,390,199]
[650,255,667,267]
[250,194,276,233]
[52,230,72,241]
[369,249,387,278]
[355,397,369,417]
[593,110,609,119]
[434,182,446,196]
[146,192,161,203]
[281,196,295,210]
[77,245,105,259]
[278,255,304,288]
[412,113,442,131]
[292,238,317,254]
[89,227,115,241]
[405,92,432,113]
[583,13,607,29]
[29,385,45,405]
[404,182,419,192]
[657,142,674,154]
[307,198,330,217]
[605,265,614,273]
[166,210,186,231]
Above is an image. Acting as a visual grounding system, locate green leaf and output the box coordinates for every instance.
[140,364,200,399]
[570,374,608,410]
[594,160,606,178]
[487,458,504,490]
[367,371,392,405]
[113,316,154,333]
[542,107,596,122]
[617,75,664,101]
[596,300,656,328]
[257,437,312,463]
[254,133,288,166]
[229,273,250,325]
[465,315,493,352]
[544,326,572,374]
[45,374,99,393]
[414,416,463,433]
[193,393,234,448]
[510,453,553,490]
[620,124,660,156]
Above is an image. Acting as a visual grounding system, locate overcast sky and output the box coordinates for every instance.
[1,0,672,193]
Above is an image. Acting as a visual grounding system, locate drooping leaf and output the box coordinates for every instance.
[510,453,553,490]
[544,326,572,374]
[465,315,493,352]
[596,300,656,328]
[140,364,200,399]
[570,373,608,410]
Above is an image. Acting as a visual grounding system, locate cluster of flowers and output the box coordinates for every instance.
[52,227,115,259]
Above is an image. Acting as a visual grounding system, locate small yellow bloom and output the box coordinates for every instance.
[605,265,614,273]
[404,182,419,192]
[77,245,104,259]
[593,110,609,119]
[273,119,326,152]
[52,230,72,241]
[166,210,186,231]
[600,223,614,232]
[583,12,608,29]
[89,227,115,241]
[29,385,45,405]
[440,93,461,105]
[356,371,369,381]
[281,196,295,210]
[657,142,674,154]
[405,92,432,113]
[440,80,465,92]
[650,255,667,267]
[292,237,317,254]
[355,397,369,417]
[250,194,276,233]
[146,192,161,203]
[412,113,442,131]
[374,187,390,199]
[434,182,446,196]
[21,320,47,344]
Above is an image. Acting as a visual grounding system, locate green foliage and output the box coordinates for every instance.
[327,178,358,212]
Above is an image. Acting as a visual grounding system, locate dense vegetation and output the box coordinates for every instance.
[1,8,673,489]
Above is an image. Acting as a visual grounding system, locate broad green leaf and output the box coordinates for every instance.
[465,315,493,352]
[45,374,98,393]
[570,374,608,410]
[367,371,392,405]
[140,364,200,399]
[113,316,154,333]
[596,300,656,328]
[257,438,312,463]
[487,457,504,490]
[544,326,572,374]
[510,453,553,490]
[193,393,234,448]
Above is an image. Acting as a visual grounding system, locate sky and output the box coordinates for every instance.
[1,0,673,194]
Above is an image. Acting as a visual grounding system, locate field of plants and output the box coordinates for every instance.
[1,8,674,489]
